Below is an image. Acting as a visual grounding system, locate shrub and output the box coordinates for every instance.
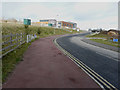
[37,28,41,35]
[24,25,29,29]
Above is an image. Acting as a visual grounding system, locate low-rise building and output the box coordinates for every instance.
[57,21,77,29]
[38,19,57,27]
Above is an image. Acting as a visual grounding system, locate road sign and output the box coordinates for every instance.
[113,38,118,42]
[24,19,31,25]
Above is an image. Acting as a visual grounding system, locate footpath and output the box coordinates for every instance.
[3,35,100,88]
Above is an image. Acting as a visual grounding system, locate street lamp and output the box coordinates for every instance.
[54,14,59,34]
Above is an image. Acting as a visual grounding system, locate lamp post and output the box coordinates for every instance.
[54,14,59,34]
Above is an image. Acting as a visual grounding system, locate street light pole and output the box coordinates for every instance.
[54,14,59,34]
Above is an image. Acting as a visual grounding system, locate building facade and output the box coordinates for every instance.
[38,19,57,27]
[57,21,77,29]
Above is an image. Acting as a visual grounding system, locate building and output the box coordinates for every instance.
[38,19,57,27]
[107,29,119,38]
[57,21,77,29]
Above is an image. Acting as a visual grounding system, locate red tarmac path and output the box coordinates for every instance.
[3,35,100,88]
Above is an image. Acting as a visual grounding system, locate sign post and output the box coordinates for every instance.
[24,19,31,26]
[24,19,31,35]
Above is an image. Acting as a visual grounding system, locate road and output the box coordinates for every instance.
[56,32,119,89]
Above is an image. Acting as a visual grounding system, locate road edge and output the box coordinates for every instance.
[53,35,117,89]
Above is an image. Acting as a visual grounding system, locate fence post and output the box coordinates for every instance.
[27,35,29,43]
[23,33,25,43]
[10,33,12,48]
[21,33,22,44]
[30,34,31,42]
[34,34,36,38]
[29,35,30,42]
[16,33,18,47]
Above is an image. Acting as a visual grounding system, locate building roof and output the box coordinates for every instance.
[40,19,56,21]
[61,21,77,24]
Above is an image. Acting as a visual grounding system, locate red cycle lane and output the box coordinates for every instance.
[3,35,100,88]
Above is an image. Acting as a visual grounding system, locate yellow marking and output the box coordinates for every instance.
[67,51,116,89]
[76,58,116,89]
[60,50,110,88]
[54,38,117,89]
[74,59,110,88]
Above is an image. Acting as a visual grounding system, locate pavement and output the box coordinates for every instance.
[3,35,100,88]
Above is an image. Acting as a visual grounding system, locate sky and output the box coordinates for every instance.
[1,1,119,30]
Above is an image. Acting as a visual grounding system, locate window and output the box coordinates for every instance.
[40,20,49,22]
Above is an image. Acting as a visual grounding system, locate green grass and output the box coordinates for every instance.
[2,23,81,36]
[0,59,1,86]
[86,33,119,47]
[2,41,32,82]
[86,33,108,38]
[90,39,119,47]
[2,22,81,83]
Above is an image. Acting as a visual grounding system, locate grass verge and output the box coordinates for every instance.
[86,33,119,47]
[2,40,35,83]
[86,33,108,38]
[2,23,81,36]
[90,39,119,48]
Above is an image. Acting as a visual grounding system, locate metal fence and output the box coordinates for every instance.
[0,33,37,58]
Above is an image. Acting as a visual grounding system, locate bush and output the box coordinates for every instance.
[24,25,29,29]
[37,28,41,35]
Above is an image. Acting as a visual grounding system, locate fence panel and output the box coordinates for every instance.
[0,33,37,58]
[1,33,26,58]
[27,34,37,43]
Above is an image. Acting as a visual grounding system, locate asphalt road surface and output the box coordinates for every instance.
[82,39,119,52]
[56,32,120,89]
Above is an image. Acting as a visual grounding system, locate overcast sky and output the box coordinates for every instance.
[2,1,119,30]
